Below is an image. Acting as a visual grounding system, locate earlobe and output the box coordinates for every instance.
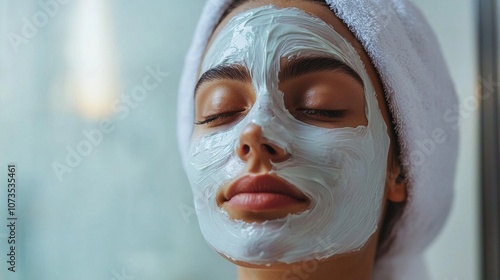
[386,169,407,203]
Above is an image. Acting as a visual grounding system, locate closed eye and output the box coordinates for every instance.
[297,109,346,119]
[194,110,246,125]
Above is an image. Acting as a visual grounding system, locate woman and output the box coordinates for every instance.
[177,0,459,279]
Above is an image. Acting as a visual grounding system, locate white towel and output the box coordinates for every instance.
[176,1,459,279]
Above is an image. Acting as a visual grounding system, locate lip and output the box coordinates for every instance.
[222,174,309,212]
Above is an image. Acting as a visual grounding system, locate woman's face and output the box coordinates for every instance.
[187,0,400,266]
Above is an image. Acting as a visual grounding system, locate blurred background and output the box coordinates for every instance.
[0,0,485,279]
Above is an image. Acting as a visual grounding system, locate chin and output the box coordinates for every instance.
[219,253,301,269]
[216,249,355,270]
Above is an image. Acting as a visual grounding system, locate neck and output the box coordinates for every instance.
[236,234,378,280]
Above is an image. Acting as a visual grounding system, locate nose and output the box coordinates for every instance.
[236,124,289,173]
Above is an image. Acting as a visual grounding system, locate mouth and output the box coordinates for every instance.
[218,174,310,219]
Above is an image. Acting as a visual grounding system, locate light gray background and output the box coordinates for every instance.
[0,0,478,279]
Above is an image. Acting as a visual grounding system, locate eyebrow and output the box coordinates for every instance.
[279,56,364,86]
[194,56,364,95]
[194,64,251,94]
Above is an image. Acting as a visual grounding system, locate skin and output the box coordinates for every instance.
[193,0,407,279]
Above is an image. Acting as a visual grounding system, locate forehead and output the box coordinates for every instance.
[204,0,368,68]
[202,5,358,75]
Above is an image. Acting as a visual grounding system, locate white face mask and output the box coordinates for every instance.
[187,5,390,265]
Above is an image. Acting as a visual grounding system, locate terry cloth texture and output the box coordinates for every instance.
[176,1,459,279]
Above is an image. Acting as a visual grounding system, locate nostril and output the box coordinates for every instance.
[263,144,277,155]
[242,144,250,154]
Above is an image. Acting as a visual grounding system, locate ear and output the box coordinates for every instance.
[386,163,407,203]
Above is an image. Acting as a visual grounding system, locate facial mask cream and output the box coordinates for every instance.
[186,5,390,265]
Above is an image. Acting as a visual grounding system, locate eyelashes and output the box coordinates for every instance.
[194,110,245,125]
[194,109,346,126]
[297,109,346,119]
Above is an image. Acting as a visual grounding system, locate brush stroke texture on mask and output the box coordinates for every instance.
[186,5,390,265]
